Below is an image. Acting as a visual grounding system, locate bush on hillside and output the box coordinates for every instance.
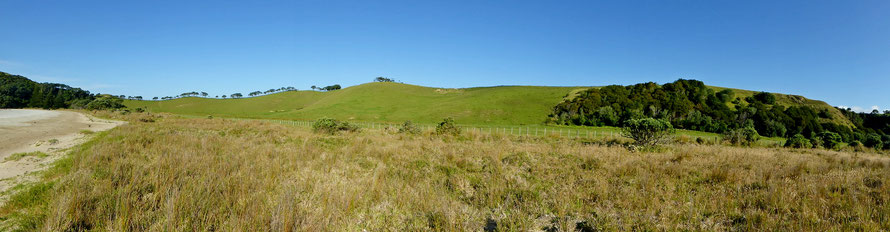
[849,140,865,152]
[312,118,359,134]
[723,126,760,146]
[817,131,843,150]
[85,95,126,110]
[399,120,421,134]
[761,120,787,138]
[883,135,890,150]
[863,133,883,150]
[621,118,674,147]
[750,92,776,104]
[784,134,812,148]
[435,117,460,135]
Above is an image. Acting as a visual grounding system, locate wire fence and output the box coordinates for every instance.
[232,118,785,146]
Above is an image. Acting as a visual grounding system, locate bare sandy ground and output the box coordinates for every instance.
[0,109,124,197]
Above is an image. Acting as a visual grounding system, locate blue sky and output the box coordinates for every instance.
[1,0,888,111]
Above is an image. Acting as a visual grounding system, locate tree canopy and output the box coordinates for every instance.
[1,71,95,109]
[550,79,888,149]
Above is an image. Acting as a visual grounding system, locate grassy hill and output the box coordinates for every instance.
[125,82,586,125]
[125,82,851,127]
[709,86,853,127]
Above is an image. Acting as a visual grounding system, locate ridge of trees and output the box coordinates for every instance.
[1,71,98,109]
[550,79,889,149]
[310,84,341,92]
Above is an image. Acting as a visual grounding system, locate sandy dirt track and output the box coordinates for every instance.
[0,109,123,195]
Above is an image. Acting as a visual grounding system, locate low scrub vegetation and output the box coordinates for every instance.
[398,120,421,134]
[311,117,359,134]
[3,151,48,162]
[435,117,461,135]
[1,115,889,231]
[723,126,761,146]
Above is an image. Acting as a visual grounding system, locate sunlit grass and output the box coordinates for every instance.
[1,113,887,231]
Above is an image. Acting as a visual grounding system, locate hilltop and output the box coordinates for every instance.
[124,81,851,127]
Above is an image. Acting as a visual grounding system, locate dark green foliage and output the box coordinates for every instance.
[549,79,764,135]
[435,117,460,135]
[883,135,890,150]
[85,95,126,110]
[849,140,864,150]
[374,77,395,82]
[399,120,421,134]
[750,92,776,104]
[760,120,787,138]
[317,84,342,91]
[716,89,734,103]
[817,131,843,150]
[724,126,760,146]
[549,79,890,151]
[551,79,727,132]
[621,118,675,147]
[784,134,813,148]
[312,118,359,134]
[863,133,883,149]
[1,71,94,109]
[836,108,890,149]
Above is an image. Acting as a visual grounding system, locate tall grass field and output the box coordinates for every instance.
[1,112,887,231]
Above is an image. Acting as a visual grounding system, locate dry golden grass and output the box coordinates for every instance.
[2,113,889,231]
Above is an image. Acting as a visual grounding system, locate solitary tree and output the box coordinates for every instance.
[621,118,675,147]
[320,84,342,91]
[201,92,208,97]
[311,85,317,90]
[374,76,395,82]
[153,97,159,100]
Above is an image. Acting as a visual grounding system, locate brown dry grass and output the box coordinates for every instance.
[2,113,889,231]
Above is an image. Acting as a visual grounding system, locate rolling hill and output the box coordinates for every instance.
[124,82,852,127]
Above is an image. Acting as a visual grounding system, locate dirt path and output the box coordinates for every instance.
[0,109,123,198]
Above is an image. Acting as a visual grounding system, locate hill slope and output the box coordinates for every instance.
[125,82,851,127]
[125,82,586,125]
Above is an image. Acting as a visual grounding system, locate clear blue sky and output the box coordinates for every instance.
[1,0,887,111]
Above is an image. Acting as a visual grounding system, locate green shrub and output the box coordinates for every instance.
[883,135,890,150]
[435,117,460,135]
[399,120,421,134]
[863,133,883,149]
[85,95,125,110]
[849,140,865,152]
[817,131,842,150]
[621,118,674,147]
[312,118,359,134]
[761,120,787,137]
[784,134,812,148]
[723,126,760,146]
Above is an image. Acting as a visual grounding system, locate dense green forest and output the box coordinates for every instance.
[0,71,123,110]
[550,79,889,149]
